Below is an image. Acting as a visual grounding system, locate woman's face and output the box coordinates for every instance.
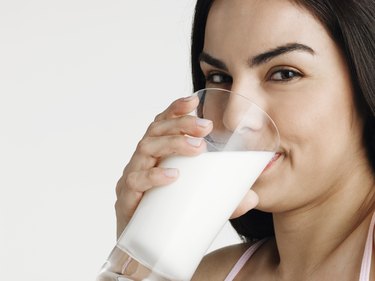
[200,0,366,212]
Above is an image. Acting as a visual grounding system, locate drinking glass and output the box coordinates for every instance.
[96,88,280,281]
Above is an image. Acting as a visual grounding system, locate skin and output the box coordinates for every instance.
[116,0,375,280]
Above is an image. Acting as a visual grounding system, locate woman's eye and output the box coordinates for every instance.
[205,72,232,84]
[269,69,302,82]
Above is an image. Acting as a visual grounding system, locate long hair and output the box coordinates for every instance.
[190,0,375,240]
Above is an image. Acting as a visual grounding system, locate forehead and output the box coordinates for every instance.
[204,0,330,58]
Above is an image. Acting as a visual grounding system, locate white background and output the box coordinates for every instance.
[0,1,240,280]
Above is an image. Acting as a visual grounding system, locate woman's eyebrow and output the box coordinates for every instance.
[249,43,315,67]
[199,43,314,70]
[199,52,228,71]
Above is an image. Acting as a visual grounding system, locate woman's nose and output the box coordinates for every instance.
[222,93,264,134]
[199,88,278,152]
[220,92,273,151]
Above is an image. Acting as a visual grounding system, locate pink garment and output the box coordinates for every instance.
[224,212,375,281]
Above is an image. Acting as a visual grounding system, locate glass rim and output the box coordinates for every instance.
[192,87,281,151]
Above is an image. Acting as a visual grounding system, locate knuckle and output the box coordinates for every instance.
[115,177,124,197]
[124,171,138,191]
[114,199,123,214]
[136,138,150,155]
[146,121,159,135]
[171,99,186,113]
[154,112,164,122]
[149,120,158,130]
[147,168,159,181]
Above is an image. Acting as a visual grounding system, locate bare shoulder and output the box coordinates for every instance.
[191,242,252,281]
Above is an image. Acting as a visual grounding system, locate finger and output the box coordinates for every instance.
[115,188,142,237]
[146,115,213,138]
[115,167,179,236]
[230,190,259,219]
[154,95,199,121]
[124,167,179,193]
[135,134,208,161]
[125,123,209,179]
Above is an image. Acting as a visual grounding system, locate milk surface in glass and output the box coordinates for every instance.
[117,150,274,281]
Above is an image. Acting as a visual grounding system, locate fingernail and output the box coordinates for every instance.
[196,118,212,128]
[163,168,178,178]
[186,136,203,147]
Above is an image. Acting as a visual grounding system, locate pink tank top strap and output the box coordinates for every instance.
[224,212,375,281]
[359,211,375,281]
[224,238,268,281]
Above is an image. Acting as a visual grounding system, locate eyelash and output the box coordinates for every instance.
[268,68,303,81]
[204,72,232,85]
[203,68,303,85]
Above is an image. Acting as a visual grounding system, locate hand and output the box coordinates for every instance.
[115,95,213,238]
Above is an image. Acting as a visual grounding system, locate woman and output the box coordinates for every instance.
[116,0,375,279]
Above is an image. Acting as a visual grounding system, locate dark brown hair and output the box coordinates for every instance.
[191,0,375,240]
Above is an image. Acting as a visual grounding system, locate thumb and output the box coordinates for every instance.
[230,190,259,219]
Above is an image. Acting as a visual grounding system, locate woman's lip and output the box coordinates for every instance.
[263,152,282,172]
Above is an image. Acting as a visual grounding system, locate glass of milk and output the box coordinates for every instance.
[96,88,280,281]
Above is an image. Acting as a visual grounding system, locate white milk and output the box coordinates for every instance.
[117,151,274,281]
